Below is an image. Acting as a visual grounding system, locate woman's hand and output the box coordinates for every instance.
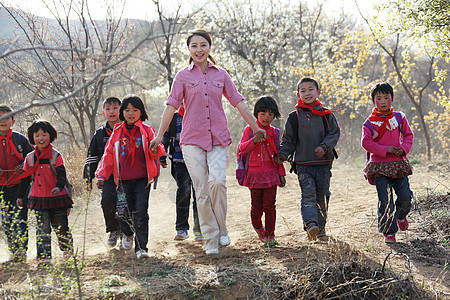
[150,136,162,153]
[17,198,23,207]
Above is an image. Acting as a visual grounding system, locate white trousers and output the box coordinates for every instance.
[182,145,228,250]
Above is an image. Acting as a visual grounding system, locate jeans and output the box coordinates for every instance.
[296,164,332,229]
[35,208,73,259]
[173,162,200,233]
[0,185,29,254]
[118,177,150,252]
[375,176,412,235]
[101,179,119,233]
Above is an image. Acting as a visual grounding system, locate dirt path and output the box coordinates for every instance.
[1,160,449,295]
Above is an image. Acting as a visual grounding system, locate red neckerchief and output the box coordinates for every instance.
[16,144,53,181]
[256,120,278,155]
[178,106,185,117]
[123,124,139,166]
[295,95,340,116]
[0,129,24,161]
[368,107,394,142]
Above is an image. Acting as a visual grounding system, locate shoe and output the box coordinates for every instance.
[307,224,319,241]
[63,250,74,260]
[174,230,189,241]
[14,250,27,263]
[263,237,280,248]
[106,231,120,247]
[36,258,52,267]
[384,234,396,243]
[254,227,266,242]
[397,218,409,231]
[193,231,205,242]
[205,248,219,255]
[205,238,219,255]
[121,234,133,250]
[136,249,150,259]
[219,235,231,246]
[317,228,326,238]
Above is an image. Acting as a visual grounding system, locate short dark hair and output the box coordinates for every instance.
[119,95,148,121]
[0,105,14,120]
[27,120,57,144]
[253,96,281,119]
[297,77,320,91]
[370,82,394,102]
[103,97,121,108]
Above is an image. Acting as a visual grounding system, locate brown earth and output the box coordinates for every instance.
[0,160,449,299]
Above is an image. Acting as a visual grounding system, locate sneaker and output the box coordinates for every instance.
[193,231,205,242]
[219,235,231,246]
[205,238,219,255]
[136,249,150,259]
[205,248,219,255]
[307,224,319,241]
[36,258,52,267]
[263,237,280,248]
[254,227,266,242]
[174,230,189,241]
[317,228,326,238]
[106,231,120,247]
[397,218,409,231]
[384,234,396,243]
[121,234,133,250]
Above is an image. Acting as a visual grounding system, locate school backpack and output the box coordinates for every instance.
[26,149,74,199]
[236,128,253,186]
[362,112,403,185]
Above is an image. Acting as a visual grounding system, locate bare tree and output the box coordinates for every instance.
[0,1,134,147]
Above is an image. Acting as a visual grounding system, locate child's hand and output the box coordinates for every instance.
[274,156,283,165]
[279,176,286,188]
[14,165,24,175]
[161,161,168,168]
[67,208,71,216]
[315,146,325,158]
[387,146,403,156]
[254,129,266,141]
[97,179,105,189]
[17,198,23,207]
[252,135,265,144]
[51,187,61,195]
[86,182,93,191]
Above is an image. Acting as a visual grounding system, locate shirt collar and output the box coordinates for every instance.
[188,61,218,71]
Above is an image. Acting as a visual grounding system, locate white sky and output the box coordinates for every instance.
[2,0,381,22]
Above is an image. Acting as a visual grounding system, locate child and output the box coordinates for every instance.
[0,105,33,262]
[96,95,165,259]
[150,29,265,255]
[362,82,414,243]
[16,120,73,266]
[159,104,203,242]
[83,97,122,248]
[276,77,340,241]
[237,96,286,247]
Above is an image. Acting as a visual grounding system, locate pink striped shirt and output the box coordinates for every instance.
[166,62,244,151]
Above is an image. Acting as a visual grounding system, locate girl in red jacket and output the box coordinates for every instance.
[96,95,165,259]
[237,96,286,248]
[17,120,73,266]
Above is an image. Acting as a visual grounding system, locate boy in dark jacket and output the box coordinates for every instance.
[83,97,121,247]
[0,105,33,262]
[276,78,340,241]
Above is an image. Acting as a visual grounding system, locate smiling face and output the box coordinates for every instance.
[0,111,14,135]
[122,103,142,125]
[188,35,211,70]
[257,110,275,127]
[373,92,393,113]
[33,129,50,152]
[103,102,120,125]
[298,81,321,105]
